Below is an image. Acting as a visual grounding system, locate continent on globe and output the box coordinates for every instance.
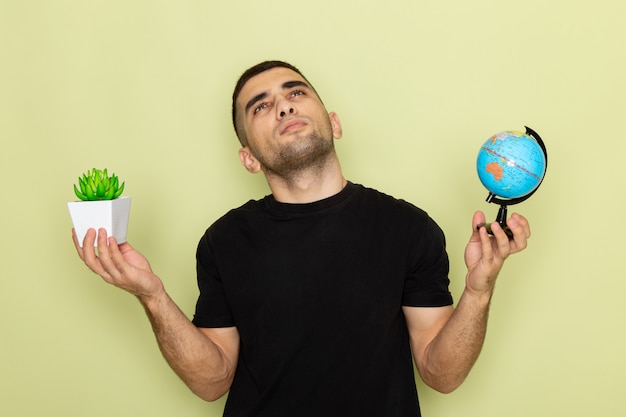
[485,162,503,181]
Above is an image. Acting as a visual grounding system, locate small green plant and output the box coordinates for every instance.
[74,168,125,201]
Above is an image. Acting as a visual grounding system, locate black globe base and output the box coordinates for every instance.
[477,204,514,239]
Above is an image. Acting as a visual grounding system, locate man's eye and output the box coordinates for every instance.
[290,89,305,98]
[254,103,268,114]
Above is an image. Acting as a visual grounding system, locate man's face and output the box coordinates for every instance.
[235,67,342,177]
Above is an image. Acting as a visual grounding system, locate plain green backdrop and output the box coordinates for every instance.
[1,0,624,416]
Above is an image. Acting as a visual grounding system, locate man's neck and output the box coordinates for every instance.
[265,158,346,204]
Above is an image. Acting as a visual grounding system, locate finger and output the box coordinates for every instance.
[107,236,127,272]
[471,211,487,241]
[81,228,106,274]
[507,214,530,252]
[72,228,85,260]
[95,228,115,269]
[478,220,496,261]
[509,213,531,238]
[95,228,110,254]
[472,211,494,261]
[94,229,128,284]
[490,221,512,259]
[99,232,134,278]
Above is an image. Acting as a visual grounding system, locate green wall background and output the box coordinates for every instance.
[2,0,624,415]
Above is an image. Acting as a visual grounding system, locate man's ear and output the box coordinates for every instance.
[329,112,343,139]
[239,147,262,173]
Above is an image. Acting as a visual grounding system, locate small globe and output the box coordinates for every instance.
[477,130,547,199]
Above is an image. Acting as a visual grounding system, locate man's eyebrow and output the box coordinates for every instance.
[282,80,310,90]
[244,80,312,114]
[245,92,268,115]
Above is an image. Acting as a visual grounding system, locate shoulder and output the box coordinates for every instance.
[351,183,431,222]
[218,197,269,223]
[198,197,268,245]
[357,183,447,242]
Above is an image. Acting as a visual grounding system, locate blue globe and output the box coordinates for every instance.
[477,130,547,199]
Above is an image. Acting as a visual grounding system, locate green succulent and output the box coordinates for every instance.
[74,168,125,201]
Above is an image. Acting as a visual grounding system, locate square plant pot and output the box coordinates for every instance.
[68,197,131,247]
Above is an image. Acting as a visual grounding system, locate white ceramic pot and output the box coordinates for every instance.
[67,196,131,247]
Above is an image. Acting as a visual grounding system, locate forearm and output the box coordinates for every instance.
[419,289,492,393]
[415,211,529,392]
[73,233,236,400]
[139,289,235,401]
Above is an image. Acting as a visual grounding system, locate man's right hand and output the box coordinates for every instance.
[72,228,164,300]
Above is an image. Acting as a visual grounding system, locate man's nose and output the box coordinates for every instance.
[277,100,295,118]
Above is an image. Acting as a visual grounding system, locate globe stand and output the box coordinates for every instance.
[477,126,547,239]
[481,194,514,239]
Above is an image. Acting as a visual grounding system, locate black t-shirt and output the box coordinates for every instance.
[193,182,453,417]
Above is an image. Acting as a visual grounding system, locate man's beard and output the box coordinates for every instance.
[254,128,335,181]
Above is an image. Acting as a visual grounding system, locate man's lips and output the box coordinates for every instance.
[279,118,307,135]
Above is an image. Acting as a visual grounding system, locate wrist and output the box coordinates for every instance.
[137,284,168,311]
[462,284,494,307]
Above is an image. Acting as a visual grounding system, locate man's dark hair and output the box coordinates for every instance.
[231,60,312,146]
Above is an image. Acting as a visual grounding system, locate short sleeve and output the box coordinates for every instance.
[402,215,454,307]
[191,232,236,328]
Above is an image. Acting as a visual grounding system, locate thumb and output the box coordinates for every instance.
[472,211,487,239]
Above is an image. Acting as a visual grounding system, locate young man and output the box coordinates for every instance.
[73,60,531,416]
